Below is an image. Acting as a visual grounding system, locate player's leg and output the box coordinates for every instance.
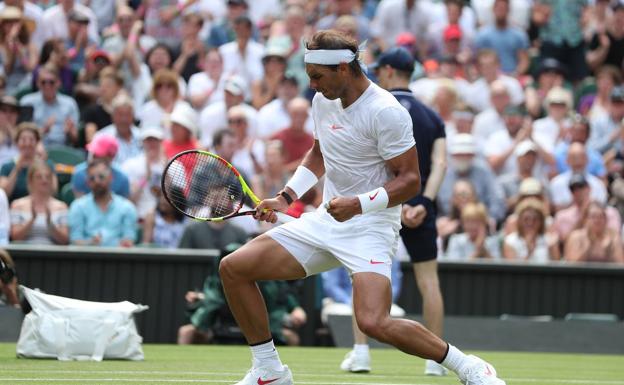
[219,234,306,385]
[351,272,506,385]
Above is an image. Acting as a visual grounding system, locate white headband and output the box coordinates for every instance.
[304,40,367,65]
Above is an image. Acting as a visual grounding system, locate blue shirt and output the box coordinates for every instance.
[20,92,79,147]
[68,193,137,246]
[390,89,446,206]
[71,162,130,198]
[554,142,606,177]
[475,26,529,74]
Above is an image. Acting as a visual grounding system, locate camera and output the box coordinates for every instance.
[0,258,16,285]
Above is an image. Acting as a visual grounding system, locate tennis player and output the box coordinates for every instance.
[219,30,505,385]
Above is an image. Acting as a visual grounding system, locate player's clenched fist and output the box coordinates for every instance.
[325,196,362,222]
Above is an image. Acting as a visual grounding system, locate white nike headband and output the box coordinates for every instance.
[304,40,367,66]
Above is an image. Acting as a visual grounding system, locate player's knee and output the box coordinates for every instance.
[356,315,386,340]
[219,255,241,282]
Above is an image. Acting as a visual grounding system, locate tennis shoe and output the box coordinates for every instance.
[424,359,448,376]
[233,364,293,385]
[460,355,506,385]
[340,350,371,373]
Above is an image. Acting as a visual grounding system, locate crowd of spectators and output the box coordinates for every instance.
[0,0,621,270]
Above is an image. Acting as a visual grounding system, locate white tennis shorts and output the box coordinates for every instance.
[267,209,399,279]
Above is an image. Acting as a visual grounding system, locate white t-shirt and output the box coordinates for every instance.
[187,72,225,108]
[467,76,525,113]
[121,154,164,219]
[549,171,607,207]
[198,101,258,147]
[371,0,432,47]
[42,4,99,44]
[219,41,264,92]
[473,108,506,150]
[312,83,415,232]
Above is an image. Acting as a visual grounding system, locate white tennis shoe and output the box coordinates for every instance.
[340,350,371,373]
[460,355,506,385]
[233,365,293,385]
[424,359,448,376]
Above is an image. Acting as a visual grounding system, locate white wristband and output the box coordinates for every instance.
[285,166,318,199]
[357,187,389,214]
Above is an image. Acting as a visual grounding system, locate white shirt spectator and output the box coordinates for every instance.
[484,128,516,175]
[95,125,143,166]
[471,0,533,30]
[42,3,99,44]
[472,108,505,150]
[219,40,264,90]
[248,0,281,24]
[120,154,163,220]
[256,99,314,139]
[371,0,432,48]
[0,1,45,48]
[187,72,225,109]
[199,101,258,148]
[549,171,607,207]
[467,75,524,112]
[532,116,571,153]
[138,99,192,139]
[426,4,477,56]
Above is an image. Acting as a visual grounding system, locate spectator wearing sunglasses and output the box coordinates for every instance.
[68,158,137,247]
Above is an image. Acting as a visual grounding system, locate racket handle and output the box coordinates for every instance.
[276,212,295,223]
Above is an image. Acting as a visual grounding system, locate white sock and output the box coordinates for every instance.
[441,344,470,374]
[353,344,369,356]
[250,339,283,371]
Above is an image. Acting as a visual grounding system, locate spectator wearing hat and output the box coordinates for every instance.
[555,115,606,178]
[163,104,199,159]
[444,202,501,260]
[81,67,123,143]
[269,97,314,172]
[474,0,529,75]
[525,57,566,118]
[198,75,257,148]
[370,0,431,53]
[257,75,313,139]
[41,0,99,45]
[0,122,55,202]
[554,173,621,244]
[466,50,524,113]
[502,197,559,262]
[187,48,225,110]
[0,96,24,164]
[0,6,37,93]
[438,133,506,223]
[251,44,288,110]
[94,94,141,165]
[550,143,608,211]
[426,0,476,62]
[20,64,79,147]
[172,13,205,83]
[70,134,130,199]
[531,87,573,154]
[564,201,624,264]
[121,127,166,221]
[0,1,45,49]
[68,158,137,247]
[588,86,624,154]
[219,15,264,90]
[64,9,97,73]
[586,4,624,72]
[74,50,113,108]
[501,177,551,228]
[437,24,473,67]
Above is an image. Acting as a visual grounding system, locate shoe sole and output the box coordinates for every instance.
[349,367,371,373]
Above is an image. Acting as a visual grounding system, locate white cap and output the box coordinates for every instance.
[514,140,537,157]
[518,177,543,196]
[170,104,198,137]
[224,75,247,96]
[450,133,476,155]
[545,87,572,109]
[140,126,164,141]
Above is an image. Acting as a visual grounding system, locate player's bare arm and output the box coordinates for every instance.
[254,140,325,222]
[327,146,421,222]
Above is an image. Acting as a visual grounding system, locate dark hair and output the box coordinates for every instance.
[39,38,63,65]
[233,15,252,28]
[158,185,186,222]
[87,158,111,172]
[305,30,363,76]
[213,128,236,148]
[145,43,173,71]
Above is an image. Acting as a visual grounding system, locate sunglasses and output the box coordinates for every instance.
[88,173,109,182]
[155,83,175,90]
[228,118,246,124]
[39,79,56,86]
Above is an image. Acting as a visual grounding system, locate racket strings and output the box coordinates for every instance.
[163,152,245,219]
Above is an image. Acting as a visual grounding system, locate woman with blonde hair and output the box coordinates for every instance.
[9,160,68,245]
[503,198,559,262]
[445,202,501,260]
[564,202,624,264]
[137,68,191,137]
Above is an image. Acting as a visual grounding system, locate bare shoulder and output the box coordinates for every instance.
[10,197,29,210]
[50,199,69,211]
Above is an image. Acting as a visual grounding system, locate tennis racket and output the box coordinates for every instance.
[161,150,294,223]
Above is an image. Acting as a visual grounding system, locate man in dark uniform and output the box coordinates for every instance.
[340,47,448,376]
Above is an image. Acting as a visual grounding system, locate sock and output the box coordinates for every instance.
[250,339,283,371]
[353,344,369,356]
[440,344,470,374]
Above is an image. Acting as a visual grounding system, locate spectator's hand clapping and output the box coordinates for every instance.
[402,204,426,228]
[288,307,307,328]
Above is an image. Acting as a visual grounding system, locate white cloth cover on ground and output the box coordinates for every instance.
[16,286,148,361]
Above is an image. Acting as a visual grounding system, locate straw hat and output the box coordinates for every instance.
[0,7,36,36]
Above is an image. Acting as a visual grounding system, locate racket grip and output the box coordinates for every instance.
[276,212,295,223]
